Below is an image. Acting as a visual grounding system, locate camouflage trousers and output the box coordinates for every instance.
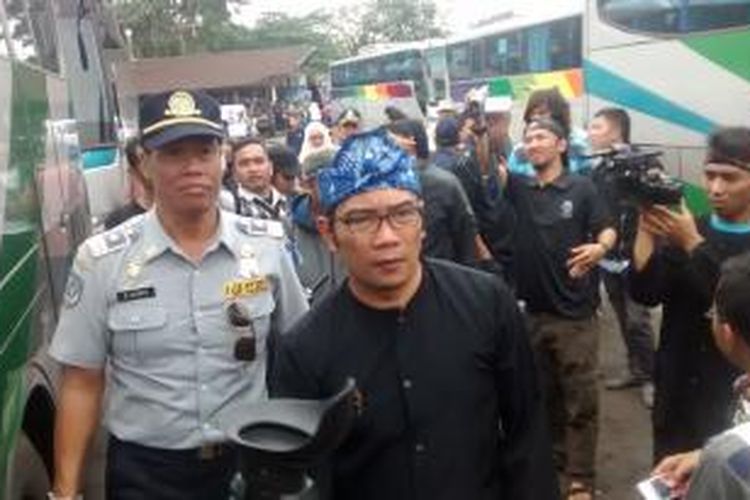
[528,312,600,491]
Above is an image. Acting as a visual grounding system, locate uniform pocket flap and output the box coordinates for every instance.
[246,291,275,319]
[108,304,168,331]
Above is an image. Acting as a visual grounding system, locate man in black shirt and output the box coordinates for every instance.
[630,126,750,462]
[588,108,655,403]
[500,118,616,499]
[269,129,558,500]
[104,137,152,229]
[386,119,478,266]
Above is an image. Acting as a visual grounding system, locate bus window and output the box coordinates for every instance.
[4,0,39,65]
[331,65,345,87]
[550,17,581,70]
[505,32,524,75]
[526,25,551,73]
[599,0,750,35]
[365,58,380,84]
[28,0,60,73]
[448,42,471,80]
[470,41,483,77]
[484,31,525,77]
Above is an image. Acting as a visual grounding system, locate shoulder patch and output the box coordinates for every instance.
[86,222,142,259]
[236,218,284,239]
[63,270,84,308]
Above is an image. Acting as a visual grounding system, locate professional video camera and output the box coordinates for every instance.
[587,146,683,206]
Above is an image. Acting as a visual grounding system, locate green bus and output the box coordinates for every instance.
[0,0,127,497]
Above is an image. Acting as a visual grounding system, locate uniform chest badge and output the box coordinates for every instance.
[239,243,260,278]
[223,276,269,299]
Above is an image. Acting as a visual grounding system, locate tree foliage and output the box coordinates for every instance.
[113,0,445,76]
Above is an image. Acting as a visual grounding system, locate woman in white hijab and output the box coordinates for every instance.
[298,121,334,164]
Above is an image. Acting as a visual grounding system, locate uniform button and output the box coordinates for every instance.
[202,423,212,431]
[415,443,426,453]
[200,384,208,391]
[402,379,413,390]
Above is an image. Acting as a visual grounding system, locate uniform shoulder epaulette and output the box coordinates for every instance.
[85,218,144,259]
[236,218,284,239]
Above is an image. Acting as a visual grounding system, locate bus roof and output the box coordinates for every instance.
[330,39,446,67]
[445,4,584,46]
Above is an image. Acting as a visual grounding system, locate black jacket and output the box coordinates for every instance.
[270,259,558,500]
[417,164,477,267]
[630,216,750,460]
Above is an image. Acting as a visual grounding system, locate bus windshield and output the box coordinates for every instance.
[599,0,750,34]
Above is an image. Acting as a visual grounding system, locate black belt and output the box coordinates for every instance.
[109,435,233,462]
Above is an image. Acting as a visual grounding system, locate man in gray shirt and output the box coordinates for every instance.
[652,251,750,498]
[48,89,308,500]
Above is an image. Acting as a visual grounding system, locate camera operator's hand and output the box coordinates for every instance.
[641,201,704,253]
[567,243,608,279]
[633,213,657,272]
[496,157,508,189]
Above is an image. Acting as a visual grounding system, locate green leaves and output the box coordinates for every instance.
[112,0,445,78]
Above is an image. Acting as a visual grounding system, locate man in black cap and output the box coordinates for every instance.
[386,118,479,267]
[268,144,301,198]
[48,89,308,500]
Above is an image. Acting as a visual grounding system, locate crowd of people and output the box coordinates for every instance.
[49,84,750,500]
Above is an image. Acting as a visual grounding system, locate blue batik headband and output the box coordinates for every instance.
[318,128,421,212]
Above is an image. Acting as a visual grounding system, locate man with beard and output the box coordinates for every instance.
[499,118,616,499]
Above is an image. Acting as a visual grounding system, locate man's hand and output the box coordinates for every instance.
[567,243,607,279]
[640,201,704,252]
[496,157,509,189]
[53,366,105,497]
[652,449,701,496]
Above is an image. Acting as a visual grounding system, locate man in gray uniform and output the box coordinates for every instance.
[48,89,308,500]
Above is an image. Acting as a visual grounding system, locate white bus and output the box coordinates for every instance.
[328,40,447,127]
[585,0,750,213]
[0,1,128,497]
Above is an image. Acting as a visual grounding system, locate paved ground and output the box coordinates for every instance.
[596,297,655,499]
[82,294,656,500]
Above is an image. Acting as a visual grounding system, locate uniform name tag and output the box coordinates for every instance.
[116,287,156,303]
[224,277,268,299]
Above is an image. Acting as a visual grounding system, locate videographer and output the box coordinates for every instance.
[630,126,750,463]
[588,108,655,407]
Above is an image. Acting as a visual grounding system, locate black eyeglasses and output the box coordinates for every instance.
[335,203,423,235]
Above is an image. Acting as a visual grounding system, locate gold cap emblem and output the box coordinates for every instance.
[164,91,201,118]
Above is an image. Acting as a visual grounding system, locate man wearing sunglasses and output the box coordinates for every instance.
[269,128,557,499]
